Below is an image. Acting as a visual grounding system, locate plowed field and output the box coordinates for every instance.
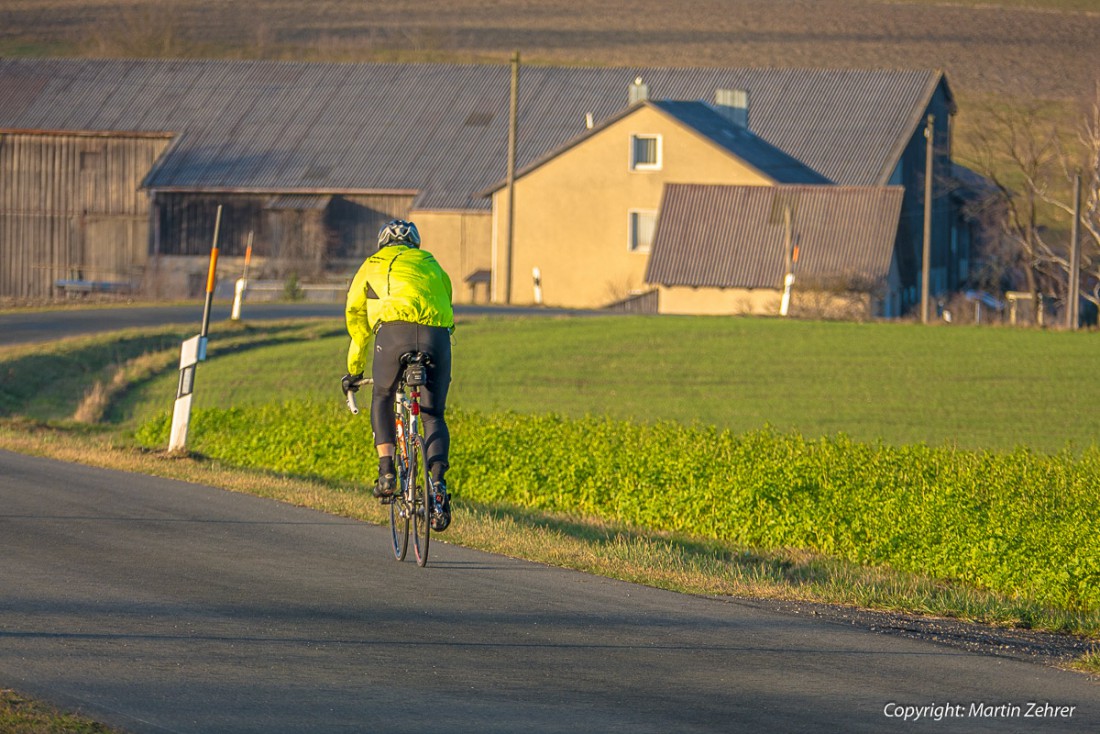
[2,0,1098,104]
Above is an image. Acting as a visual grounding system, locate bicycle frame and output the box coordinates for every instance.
[391,382,415,508]
[345,358,433,566]
[391,364,432,566]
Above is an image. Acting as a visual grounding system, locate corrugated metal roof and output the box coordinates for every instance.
[0,58,944,210]
[645,184,904,289]
[265,194,332,211]
[651,101,830,184]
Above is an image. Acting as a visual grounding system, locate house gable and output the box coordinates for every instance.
[483,99,830,195]
[489,104,780,307]
[873,70,955,185]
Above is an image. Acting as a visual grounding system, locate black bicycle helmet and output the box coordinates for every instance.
[377,219,421,249]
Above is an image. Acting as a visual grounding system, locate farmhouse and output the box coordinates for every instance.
[0,58,972,316]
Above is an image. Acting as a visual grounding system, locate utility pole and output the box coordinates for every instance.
[503,51,520,304]
[1067,172,1082,330]
[921,114,934,324]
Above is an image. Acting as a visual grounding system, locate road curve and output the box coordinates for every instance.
[0,450,1095,733]
[0,302,601,347]
[0,303,339,346]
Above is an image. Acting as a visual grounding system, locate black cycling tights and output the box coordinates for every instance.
[371,321,452,473]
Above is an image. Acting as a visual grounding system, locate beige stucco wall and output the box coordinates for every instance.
[409,209,492,304]
[489,105,773,308]
[657,285,874,320]
[657,286,782,316]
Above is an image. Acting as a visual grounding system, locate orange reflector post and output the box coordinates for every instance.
[206,247,220,294]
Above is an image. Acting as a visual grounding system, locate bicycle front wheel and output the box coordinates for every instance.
[411,435,431,567]
[389,492,410,561]
[390,432,411,562]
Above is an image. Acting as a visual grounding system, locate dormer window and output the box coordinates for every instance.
[630,134,661,171]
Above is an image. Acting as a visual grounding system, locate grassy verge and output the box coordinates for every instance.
[0,688,118,734]
[0,319,341,422]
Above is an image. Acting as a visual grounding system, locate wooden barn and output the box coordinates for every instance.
[144,192,412,296]
[1,130,171,298]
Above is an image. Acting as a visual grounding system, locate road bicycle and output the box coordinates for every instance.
[344,352,437,567]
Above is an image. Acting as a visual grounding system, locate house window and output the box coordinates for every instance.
[630,134,661,170]
[629,210,658,253]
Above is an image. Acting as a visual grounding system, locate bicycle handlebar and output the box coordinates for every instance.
[344,376,373,414]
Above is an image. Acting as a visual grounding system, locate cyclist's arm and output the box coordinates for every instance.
[345,264,379,375]
[344,375,374,414]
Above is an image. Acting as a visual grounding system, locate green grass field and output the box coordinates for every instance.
[116,315,1100,454]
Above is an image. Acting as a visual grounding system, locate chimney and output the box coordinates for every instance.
[629,77,649,105]
[715,88,749,130]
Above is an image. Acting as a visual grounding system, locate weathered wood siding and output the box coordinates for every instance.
[0,131,170,298]
[152,192,413,277]
[153,194,266,257]
[326,194,415,266]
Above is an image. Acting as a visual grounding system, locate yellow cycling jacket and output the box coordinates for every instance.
[345,244,454,374]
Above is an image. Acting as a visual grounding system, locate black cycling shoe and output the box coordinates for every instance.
[372,472,396,498]
[430,480,451,532]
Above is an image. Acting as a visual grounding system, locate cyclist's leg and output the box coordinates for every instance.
[417,324,452,482]
[411,324,452,531]
[371,323,411,494]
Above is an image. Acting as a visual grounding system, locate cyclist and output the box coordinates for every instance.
[342,219,454,531]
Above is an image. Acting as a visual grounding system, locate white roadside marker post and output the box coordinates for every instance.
[230,231,253,321]
[532,267,543,305]
[168,205,222,452]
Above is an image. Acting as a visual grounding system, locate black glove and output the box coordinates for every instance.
[341,372,362,395]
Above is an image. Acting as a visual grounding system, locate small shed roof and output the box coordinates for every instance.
[0,58,947,210]
[645,184,904,290]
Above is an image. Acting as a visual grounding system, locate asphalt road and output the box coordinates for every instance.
[0,302,600,347]
[1,450,1095,733]
[0,303,341,347]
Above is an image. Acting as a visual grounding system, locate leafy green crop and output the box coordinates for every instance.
[136,403,1100,612]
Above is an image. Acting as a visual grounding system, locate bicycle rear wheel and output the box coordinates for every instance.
[411,435,431,566]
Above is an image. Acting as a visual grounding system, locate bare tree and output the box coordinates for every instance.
[962,89,1100,323]
[962,101,1068,316]
[1045,86,1100,310]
